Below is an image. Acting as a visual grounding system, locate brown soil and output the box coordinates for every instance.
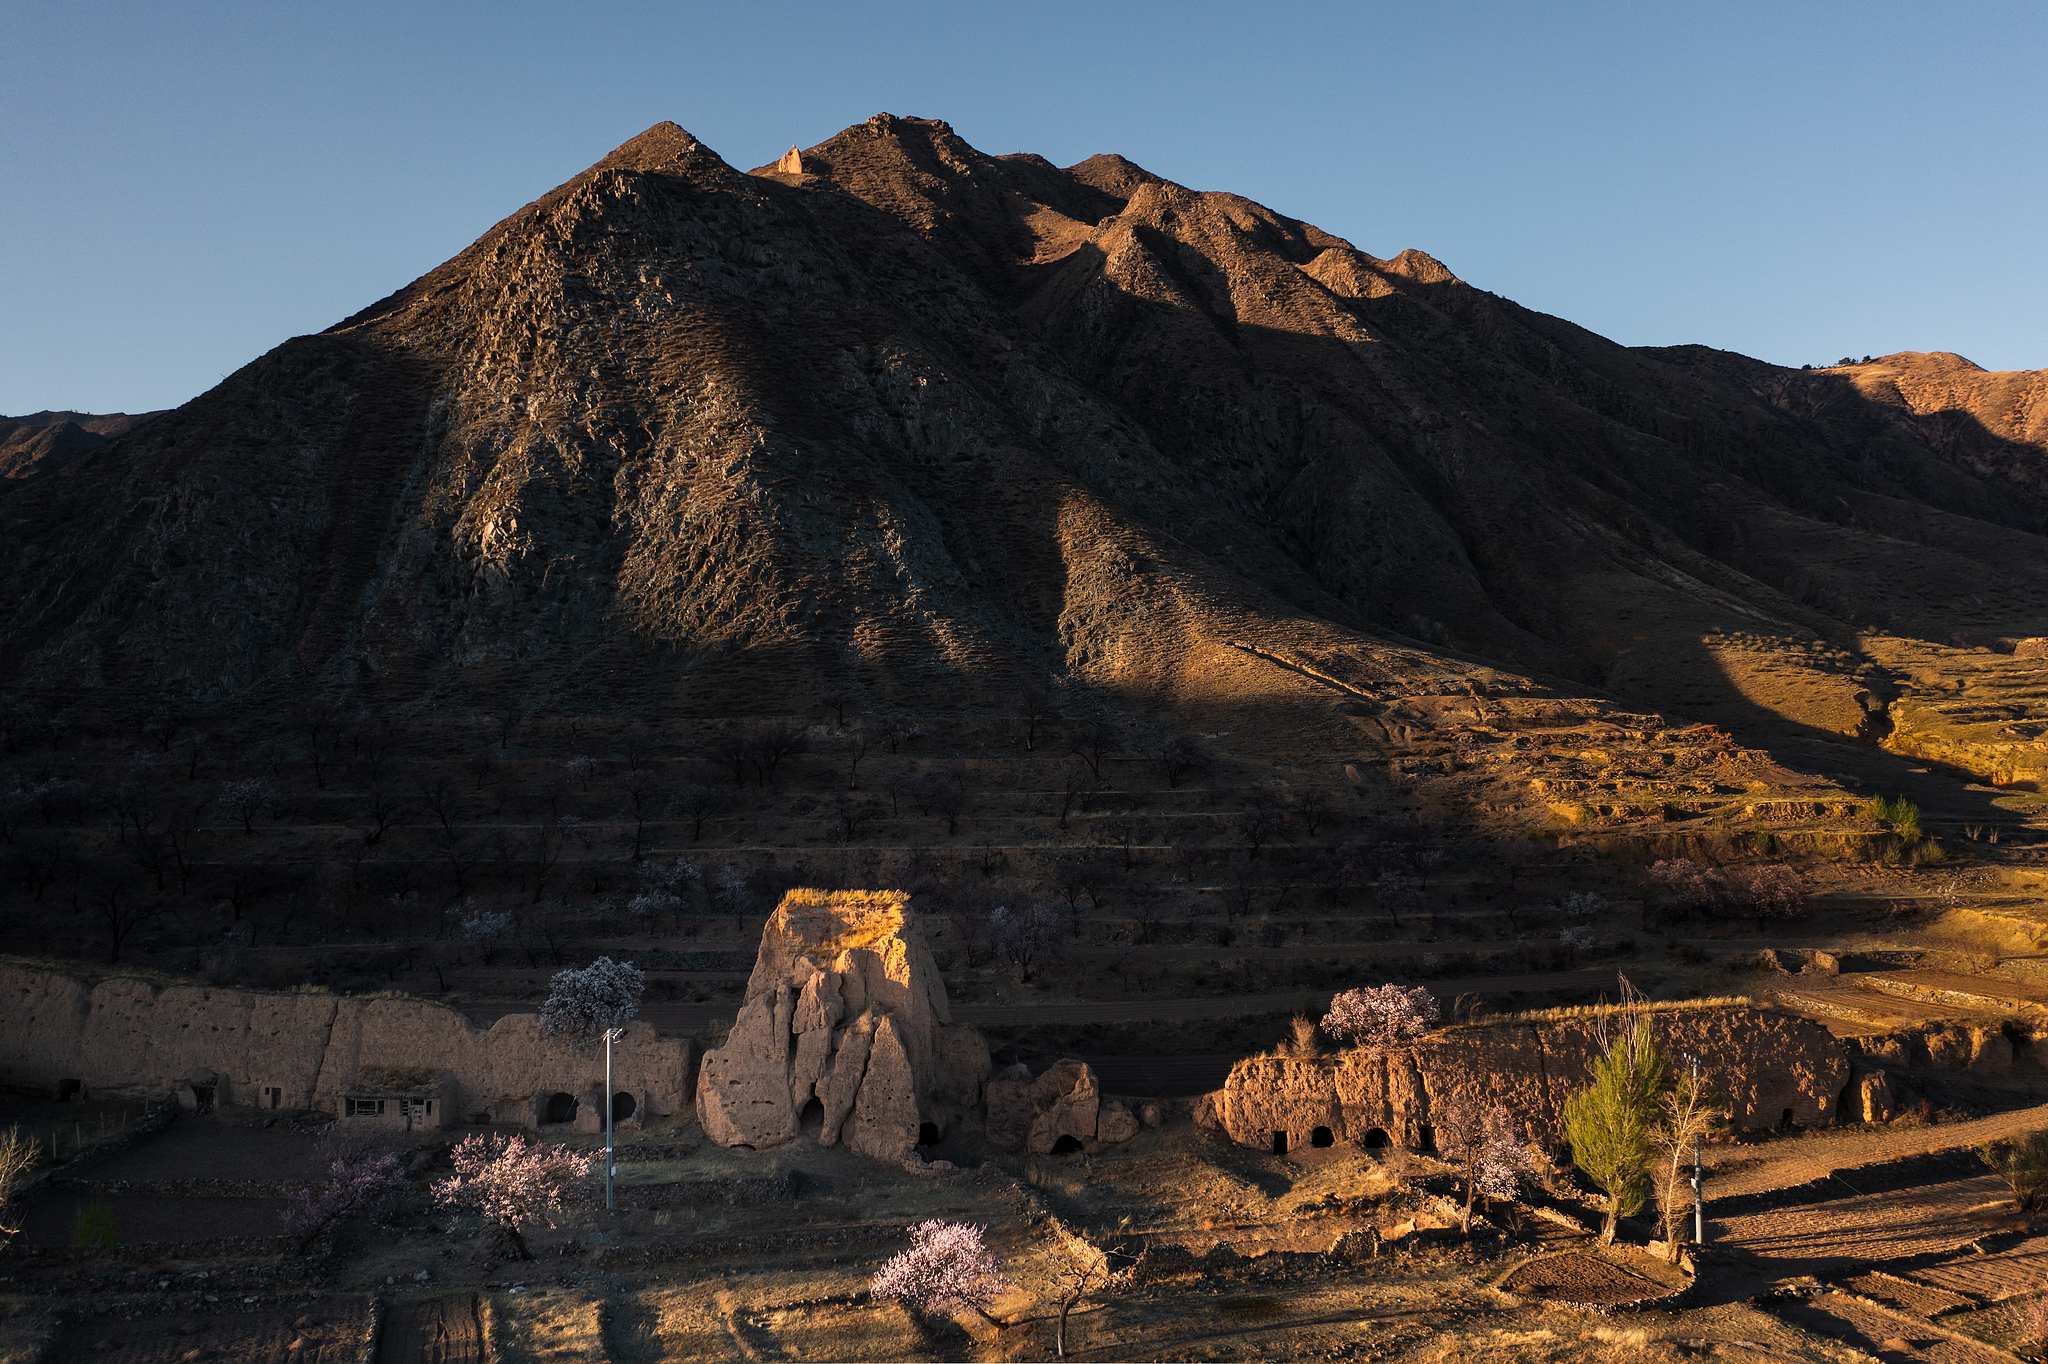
[378,1293,481,1364]
[45,1300,368,1364]
[1498,1250,1677,1305]
[16,1190,291,1247]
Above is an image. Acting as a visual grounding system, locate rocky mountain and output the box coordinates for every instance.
[0,410,162,479]
[0,115,2042,786]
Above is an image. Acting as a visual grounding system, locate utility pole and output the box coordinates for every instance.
[603,1026,624,1212]
[1691,1055,1706,1246]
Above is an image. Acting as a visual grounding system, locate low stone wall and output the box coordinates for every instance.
[0,962,692,1127]
[1198,1006,1855,1153]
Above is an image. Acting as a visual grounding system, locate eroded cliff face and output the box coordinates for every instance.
[1202,1006,1852,1152]
[0,963,689,1122]
[695,889,989,1165]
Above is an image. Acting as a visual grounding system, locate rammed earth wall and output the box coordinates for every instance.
[0,962,692,1125]
[1199,1007,1855,1153]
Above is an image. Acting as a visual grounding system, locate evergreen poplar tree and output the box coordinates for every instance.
[1562,1014,1671,1244]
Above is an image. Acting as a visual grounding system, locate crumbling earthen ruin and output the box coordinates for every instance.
[695,889,991,1164]
[985,1058,1147,1153]
[0,963,689,1129]
[1197,1005,1870,1155]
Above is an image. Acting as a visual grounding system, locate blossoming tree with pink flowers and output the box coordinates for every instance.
[432,1132,591,1260]
[870,1219,1008,1323]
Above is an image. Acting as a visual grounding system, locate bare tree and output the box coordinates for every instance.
[492,705,523,752]
[925,766,969,835]
[617,767,662,861]
[1232,795,1280,859]
[1067,722,1115,782]
[1018,688,1056,752]
[989,902,1065,981]
[1128,892,1166,945]
[179,728,209,782]
[747,722,809,785]
[1656,1060,1726,1262]
[1291,786,1334,838]
[832,794,876,843]
[1099,816,1140,871]
[882,720,926,755]
[87,865,157,962]
[142,704,185,753]
[671,784,727,842]
[465,750,498,792]
[843,727,873,789]
[217,778,276,835]
[814,688,855,727]
[363,785,403,845]
[709,731,751,788]
[1031,1217,1142,1359]
[293,697,342,788]
[418,774,462,831]
[1158,735,1209,789]
[1057,766,1089,831]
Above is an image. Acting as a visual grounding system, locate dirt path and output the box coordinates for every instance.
[1717,1176,2012,1269]
[454,969,1614,1033]
[1706,1103,2048,1201]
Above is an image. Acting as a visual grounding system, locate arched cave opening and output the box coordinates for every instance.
[1311,1126,1335,1148]
[799,1098,825,1137]
[1271,1130,1288,1155]
[612,1091,637,1122]
[917,1122,941,1147]
[1362,1128,1390,1150]
[1050,1134,1084,1156]
[1779,1108,1795,1131]
[1416,1125,1437,1154]
[544,1092,577,1125]
[1837,1082,1856,1123]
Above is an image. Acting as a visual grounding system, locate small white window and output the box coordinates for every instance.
[346,1097,385,1118]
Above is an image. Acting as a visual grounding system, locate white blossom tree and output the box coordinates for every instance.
[432,1133,590,1259]
[870,1218,1008,1324]
[1434,1099,1535,1233]
[539,956,644,1038]
[1321,984,1439,1055]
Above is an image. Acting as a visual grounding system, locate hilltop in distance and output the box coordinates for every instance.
[5,116,2048,1363]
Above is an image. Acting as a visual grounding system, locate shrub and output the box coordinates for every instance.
[1868,794,1921,833]
[72,1197,118,1250]
[1983,1129,2048,1211]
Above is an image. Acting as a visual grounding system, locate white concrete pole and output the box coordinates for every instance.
[603,1026,623,1211]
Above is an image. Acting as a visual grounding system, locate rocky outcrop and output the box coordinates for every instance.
[1200,1005,1853,1152]
[695,889,990,1164]
[0,962,689,1124]
[984,1058,1142,1153]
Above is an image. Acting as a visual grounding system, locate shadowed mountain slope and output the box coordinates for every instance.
[0,410,163,479]
[1,116,2042,771]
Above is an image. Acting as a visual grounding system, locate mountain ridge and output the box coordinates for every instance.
[1,115,2043,799]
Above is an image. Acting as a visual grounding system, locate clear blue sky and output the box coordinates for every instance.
[4,1,2043,414]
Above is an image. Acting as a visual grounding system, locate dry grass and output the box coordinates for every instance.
[1452,996,1755,1029]
[486,1287,608,1364]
